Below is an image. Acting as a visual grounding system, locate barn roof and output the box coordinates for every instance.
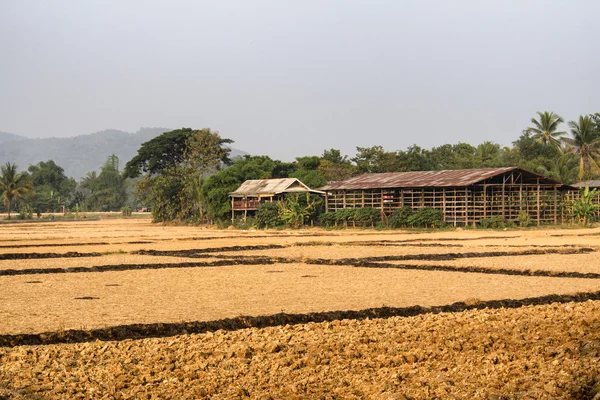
[319,167,564,190]
[572,180,600,188]
[230,178,325,196]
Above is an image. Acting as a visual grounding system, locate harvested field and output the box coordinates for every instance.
[2,263,600,334]
[1,301,600,399]
[1,219,600,398]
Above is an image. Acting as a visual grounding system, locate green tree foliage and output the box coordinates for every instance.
[80,155,127,211]
[128,129,233,222]
[352,145,400,173]
[509,131,563,177]
[570,186,600,225]
[0,162,34,219]
[317,149,357,183]
[564,115,600,180]
[27,160,77,213]
[123,128,191,178]
[526,111,567,148]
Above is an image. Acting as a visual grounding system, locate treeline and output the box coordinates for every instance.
[1,111,599,222]
[0,155,129,219]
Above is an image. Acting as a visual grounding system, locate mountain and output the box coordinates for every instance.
[0,128,247,180]
[0,131,27,144]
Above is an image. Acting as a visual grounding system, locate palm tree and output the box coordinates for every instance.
[0,162,34,219]
[563,115,600,180]
[526,111,567,148]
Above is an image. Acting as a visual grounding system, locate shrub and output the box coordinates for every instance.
[518,211,532,227]
[319,211,337,227]
[353,207,380,225]
[256,202,281,228]
[478,216,504,229]
[121,206,132,217]
[16,204,34,220]
[388,206,414,228]
[408,208,445,228]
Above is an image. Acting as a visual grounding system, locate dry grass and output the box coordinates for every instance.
[2,219,600,398]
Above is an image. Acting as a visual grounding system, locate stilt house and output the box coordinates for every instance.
[229,178,324,222]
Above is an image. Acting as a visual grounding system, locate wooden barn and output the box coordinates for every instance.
[229,178,324,222]
[319,167,574,226]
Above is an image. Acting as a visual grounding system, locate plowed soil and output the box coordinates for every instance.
[1,219,600,399]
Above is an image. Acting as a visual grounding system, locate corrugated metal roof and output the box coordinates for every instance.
[319,167,562,190]
[572,180,600,188]
[230,178,325,196]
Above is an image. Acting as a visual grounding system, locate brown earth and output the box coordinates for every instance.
[0,300,599,399]
[1,219,600,398]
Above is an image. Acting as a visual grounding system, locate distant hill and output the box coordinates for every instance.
[0,128,247,180]
[0,131,27,144]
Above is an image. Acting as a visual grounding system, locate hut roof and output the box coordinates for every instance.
[572,180,600,188]
[230,178,325,196]
[319,167,564,190]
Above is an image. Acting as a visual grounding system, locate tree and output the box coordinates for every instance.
[526,111,567,148]
[123,128,195,178]
[27,160,76,213]
[318,149,357,183]
[0,162,34,219]
[80,156,128,211]
[352,146,401,173]
[563,115,600,180]
[127,128,233,222]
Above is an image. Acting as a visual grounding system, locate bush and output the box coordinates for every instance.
[518,211,532,227]
[478,216,503,229]
[319,211,337,227]
[388,206,414,228]
[408,208,445,228]
[256,202,281,228]
[16,204,34,220]
[121,206,132,217]
[318,208,381,227]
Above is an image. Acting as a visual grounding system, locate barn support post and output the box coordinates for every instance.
[537,182,541,225]
[501,180,506,220]
[325,192,329,212]
[553,186,558,225]
[483,184,487,218]
[231,197,235,223]
[442,189,447,224]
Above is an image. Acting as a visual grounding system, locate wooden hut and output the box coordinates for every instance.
[319,167,572,226]
[229,178,325,222]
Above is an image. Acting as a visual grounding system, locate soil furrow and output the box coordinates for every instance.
[1,290,599,347]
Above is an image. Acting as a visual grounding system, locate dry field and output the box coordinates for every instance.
[1,219,600,399]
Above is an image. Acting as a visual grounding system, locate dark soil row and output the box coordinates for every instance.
[0,258,289,276]
[2,290,600,347]
[314,260,600,280]
[308,247,595,265]
[0,252,102,260]
[134,244,286,257]
[0,241,156,249]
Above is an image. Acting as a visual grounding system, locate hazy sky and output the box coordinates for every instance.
[1,1,599,160]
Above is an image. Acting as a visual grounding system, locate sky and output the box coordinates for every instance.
[1,0,599,161]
